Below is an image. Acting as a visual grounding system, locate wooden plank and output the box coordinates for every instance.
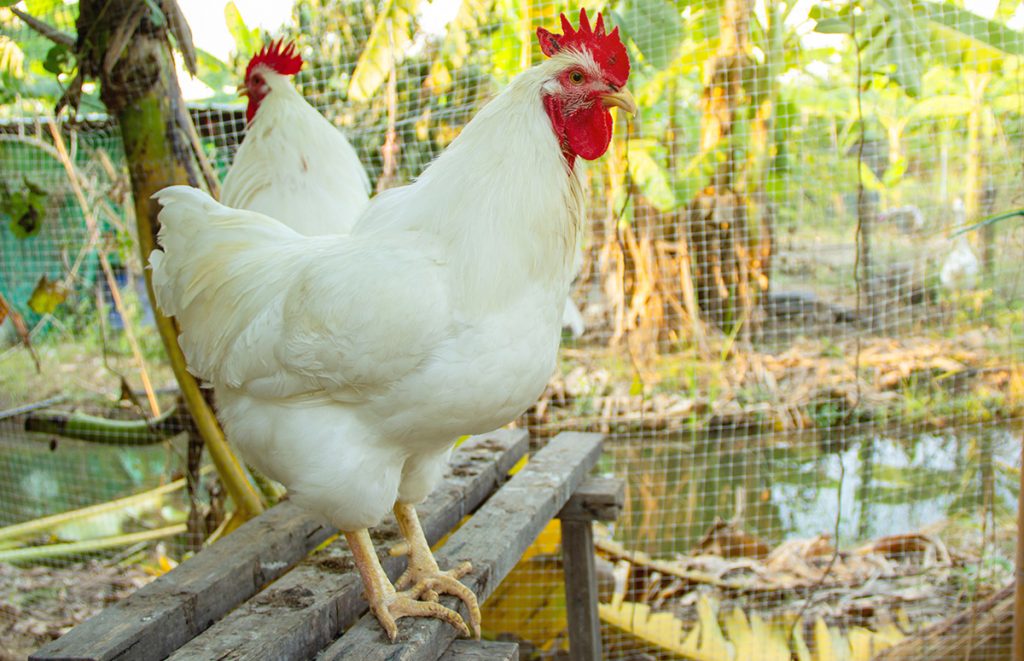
[561,519,601,661]
[166,429,529,661]
[559,476,623,661]
[32,500,333,661]
[319,432,604,661]
[559,476,624,522]
[439,640,519,661]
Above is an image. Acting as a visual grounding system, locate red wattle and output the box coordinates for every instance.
[564,103,613,161]
[543,96,614,169]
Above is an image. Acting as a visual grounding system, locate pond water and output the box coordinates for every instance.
[2,417,1019,557]
[0,423,189,532]
[601,424,1021,556]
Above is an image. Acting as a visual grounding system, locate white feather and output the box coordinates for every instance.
[941,236,979,292]
[220,70,370,235]
[150,53,588,531]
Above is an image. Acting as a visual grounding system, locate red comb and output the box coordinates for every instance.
[536,9,629,87]
[245,39,303,81]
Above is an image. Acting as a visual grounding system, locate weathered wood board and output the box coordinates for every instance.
[166,430,529,661]
[31,497,332,660]
[438,640,519,660]
[317,432,604,661]
[32,430,528,661]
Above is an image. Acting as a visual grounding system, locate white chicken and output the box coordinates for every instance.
[150,10,634,641]
[231,40,590,340]
[220,40,370,234]
[941,198,979,292]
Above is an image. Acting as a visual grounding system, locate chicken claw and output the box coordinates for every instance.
[393,502,482,637]
[345,529,471,642]
[371,589,472,642]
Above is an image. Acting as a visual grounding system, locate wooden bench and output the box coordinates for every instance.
[32,430,623,661]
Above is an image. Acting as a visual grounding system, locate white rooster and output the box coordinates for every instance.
[150,10,634,641]
[221,40,370,234]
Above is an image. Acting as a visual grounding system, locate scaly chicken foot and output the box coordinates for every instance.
[344,529,471,642]
[391,501,482,638]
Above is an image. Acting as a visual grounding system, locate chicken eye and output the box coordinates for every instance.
[569,71,585,85]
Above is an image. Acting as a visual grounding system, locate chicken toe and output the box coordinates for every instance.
[345,529,471,642]
[393,502,482,638]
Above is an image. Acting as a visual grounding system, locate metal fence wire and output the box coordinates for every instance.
[1,0,1022,659]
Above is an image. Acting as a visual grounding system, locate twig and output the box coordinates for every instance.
[9,7,75,47]
[161,0,197,76]
[177,101,221,198]
[102,1,148,76]
[788,5,863,644]
[0,291,40,372]
[46,118,162,418]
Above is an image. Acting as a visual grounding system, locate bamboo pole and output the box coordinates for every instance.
[0,468,210,543]
[0,525,187,563]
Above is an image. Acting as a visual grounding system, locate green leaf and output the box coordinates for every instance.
[814,17,852,35]
[144,0,167,29]
[224,1,261,58]
[922,1,1024,58]
[24,0,61,14]
[194,48,235,96]
[27,275,67,315]
[859,161,885,194]
[42,44,72,75]
[0,0,23,7]
[992,95,1024,114]
[619,0,683,69]
[910,94,973,119]
[628,139,676,212]
[347,0,417,102]
[882,155,907,188]
[808,5,838,21]
[886,30,922,96]
[0,35,25,81]
[2,177,48,239]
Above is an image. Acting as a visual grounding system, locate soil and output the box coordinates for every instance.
[0,561,155,661]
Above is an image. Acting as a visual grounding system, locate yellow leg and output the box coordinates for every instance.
[391,502,482,638]
[344,529,471,642]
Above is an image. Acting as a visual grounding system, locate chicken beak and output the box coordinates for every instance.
[602,89,637,116]
[237,83,248,97]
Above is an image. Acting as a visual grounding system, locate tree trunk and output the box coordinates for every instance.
[74,0,264,522]
[686,0,770,336]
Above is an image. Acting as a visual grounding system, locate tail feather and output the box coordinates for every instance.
[149,186,308,386]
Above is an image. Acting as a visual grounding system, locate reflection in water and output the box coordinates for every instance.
[604,425,1020,556]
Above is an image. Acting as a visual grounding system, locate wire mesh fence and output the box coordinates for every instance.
[1,0,1022,659]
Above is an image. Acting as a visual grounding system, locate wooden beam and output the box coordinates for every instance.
[559,476,624,522]
[165,430,529,661]
[561,519,602,661]
[318,432,604,660]
[558,476,622,661]
[439,640,518,661]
